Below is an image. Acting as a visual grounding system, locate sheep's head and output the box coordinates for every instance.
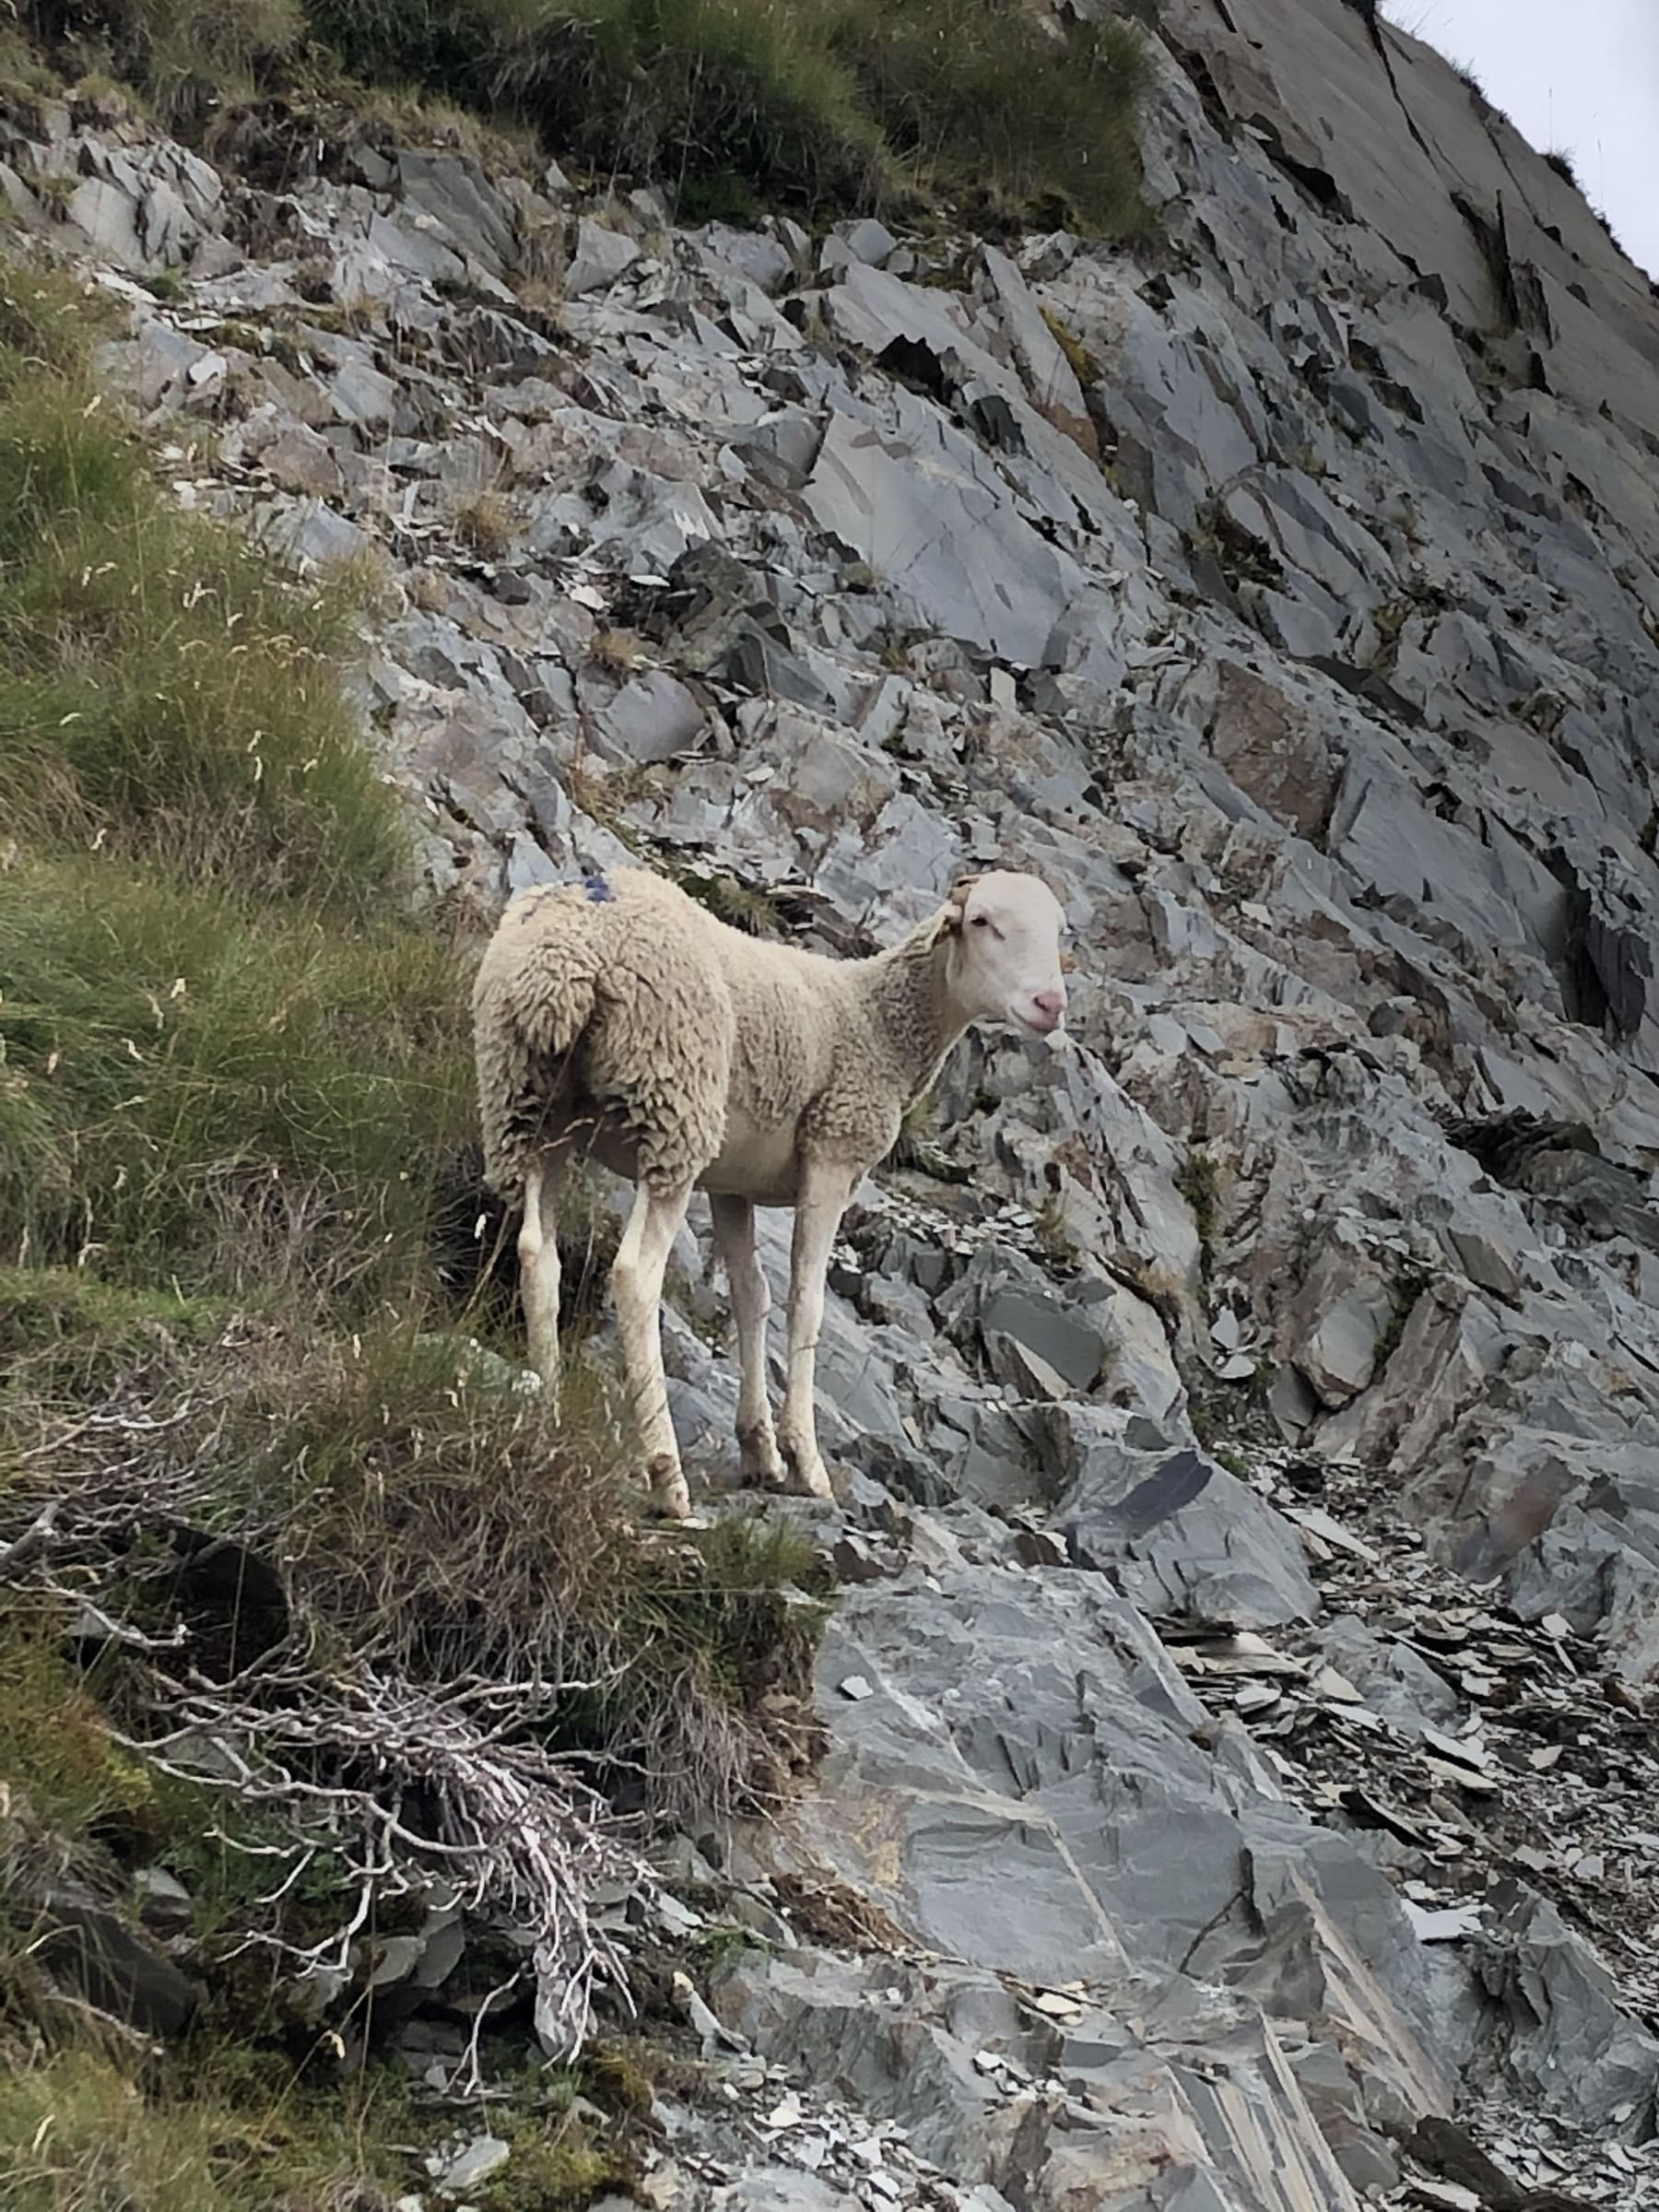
[940,871,1072,1036]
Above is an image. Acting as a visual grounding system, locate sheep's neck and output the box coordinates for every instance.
[862,928,962,1100]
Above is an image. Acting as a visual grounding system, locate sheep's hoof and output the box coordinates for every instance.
[645,1456,692,1521]
[779,1446,836,1502]
[736,1425,786,1488]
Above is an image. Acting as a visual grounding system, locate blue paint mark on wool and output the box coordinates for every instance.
[582,872,615,903]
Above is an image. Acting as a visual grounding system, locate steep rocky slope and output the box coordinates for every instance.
[6,1,1659,2206]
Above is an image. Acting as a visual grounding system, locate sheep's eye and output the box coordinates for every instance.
[970,912,992,929]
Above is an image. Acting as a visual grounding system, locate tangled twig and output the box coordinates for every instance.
[2,1371,653,2058]
[129,1661,641,2053]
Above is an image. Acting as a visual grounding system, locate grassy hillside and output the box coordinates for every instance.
[9,0,1148,235]
[0,254,825,2208]
[0,7,1149,2191]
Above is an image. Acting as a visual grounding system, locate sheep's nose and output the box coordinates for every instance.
[1031,989,1066,1027]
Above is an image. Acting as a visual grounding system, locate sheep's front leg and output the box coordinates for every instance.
[611,1178,695,1519]
[710,1194,785,1488]
[777,1160,855,1500]
[517,1155,565,1418]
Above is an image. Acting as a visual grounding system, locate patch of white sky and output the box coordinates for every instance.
[1382,0,1659,278]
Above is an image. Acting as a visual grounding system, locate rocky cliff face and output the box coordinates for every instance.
[8,1,1659,2205]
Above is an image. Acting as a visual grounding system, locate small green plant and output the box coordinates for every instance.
[563,755,653,849]
[1543,147,1578,189]
[898,1089,936,1145]
[1041,307,1100,389]
[24,166,78,218]
[675,867,787,939]
[142,265,185,300]
[477,2101,641,2211]
[691,1921,768,1976]
[1372,1267,1430,1375]
[1033,1190,1077,1268]
[1178,1147,1222,1280]
[886,1088,971,1183]
[0,1619,155,1836]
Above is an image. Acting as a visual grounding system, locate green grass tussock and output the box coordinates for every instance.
[21,0,1147,235]
[315,0,1147,231]
[0,2054,253,2212]
[0,267,408,909]
[0,1266,223,1401]
[0,258,472,1308]
[0,2046,411,2212]
[0,1618,155,1838]
[0,861,472,1294]
[832,0,1147,234]
[19,0,308,124]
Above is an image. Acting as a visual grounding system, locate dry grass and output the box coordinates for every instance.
[454,488,516,557]
[1,1308,827,1825]
[588,624,645,674]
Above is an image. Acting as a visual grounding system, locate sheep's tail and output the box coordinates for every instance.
[513,952,598,1063]
[473,916,602,1200]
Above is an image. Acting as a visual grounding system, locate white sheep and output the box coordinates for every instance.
[472,863,1071,1517]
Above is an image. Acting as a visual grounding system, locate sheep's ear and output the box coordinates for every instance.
[942,874,982,933]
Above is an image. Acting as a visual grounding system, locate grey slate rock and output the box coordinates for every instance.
[1472,1879,1659,2131]
[37,1892,198,2037]
[564,217,641,296]
[1059,1430,1321,1628]
[712,2177,858,2210]
[594,668,707,765]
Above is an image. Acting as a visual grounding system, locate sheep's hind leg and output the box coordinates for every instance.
[611,1177,695,1519]
[777,1160,855,1501]
[709,1194,785,1488]
[518,1154,566,1418]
